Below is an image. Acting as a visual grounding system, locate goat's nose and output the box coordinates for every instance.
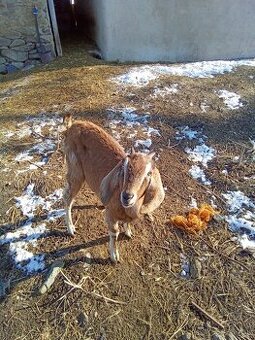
[122,192,134,201]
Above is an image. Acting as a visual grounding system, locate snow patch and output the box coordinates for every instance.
[176,126,204,141]
[15,184,64,219]
[185,144,216,167]
[152,84,179,97]
[189,165,211,185]
[107,107,160,152]
[218,90,243,110]
[113,59,255,87]
[223,190,255,253]
[134,139,152,151]
[1,184,65,273]
[222,191,255,213]
[0,221,47,273]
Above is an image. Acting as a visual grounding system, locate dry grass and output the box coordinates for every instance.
[0,39,255,340]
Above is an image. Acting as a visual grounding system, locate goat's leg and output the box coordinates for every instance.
[105,213,120,263]
[64,184,76,235]
[123,223,132,238]
[64,166,84,235]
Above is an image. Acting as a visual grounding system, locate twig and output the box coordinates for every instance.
[102,309,122,324]
[204,240,249,270]
[91,292,127,305]
[27,159,44,170]
[167,317,188,339]
[190,301,224,329]
[61,271,126,305]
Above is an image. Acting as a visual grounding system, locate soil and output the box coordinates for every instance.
[0,39,255,340]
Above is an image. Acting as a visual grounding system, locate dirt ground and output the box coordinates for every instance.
[0,39,255,340]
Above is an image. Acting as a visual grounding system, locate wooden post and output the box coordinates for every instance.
[47,0,62,57]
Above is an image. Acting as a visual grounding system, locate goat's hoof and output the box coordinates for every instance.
[110,251,120,264]
[123,223,132,239]
[67,225,75,236]
[124,229,133,239]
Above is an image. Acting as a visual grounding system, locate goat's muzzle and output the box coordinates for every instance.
[121,191,136,208]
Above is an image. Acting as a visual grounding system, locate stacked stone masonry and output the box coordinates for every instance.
[0,0,56,74]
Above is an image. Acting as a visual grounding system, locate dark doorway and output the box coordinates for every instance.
[53,0,95,42]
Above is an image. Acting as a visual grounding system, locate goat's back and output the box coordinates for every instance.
[64,120,126,195]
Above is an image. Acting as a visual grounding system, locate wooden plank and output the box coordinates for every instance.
[47,0,62,57]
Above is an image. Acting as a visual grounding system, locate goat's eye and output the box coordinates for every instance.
[147,171,152,177]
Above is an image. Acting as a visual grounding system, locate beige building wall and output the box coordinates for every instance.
[91,0,255,62]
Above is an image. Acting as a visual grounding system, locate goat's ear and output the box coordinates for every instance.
[63,113,72,128]
[100,160,123,206]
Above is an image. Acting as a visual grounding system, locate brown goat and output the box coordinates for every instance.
[63,117,165,262]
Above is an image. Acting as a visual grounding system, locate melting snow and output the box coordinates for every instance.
[218,90,243,110]
[222,191,255,213]
[176,126,204,141]
[185,144,216,167]
[176,126,214,185]
[113,59,255,87]
[108,107,160,152]
[152,84,179,97]
[0,221,47,273]
[189,165,211,185]
[134,139,152,151]
[15,183,64,219]
[223,190,255,253]
[15,151,34,162]
[3,114,63,173]
[1,183,65,273]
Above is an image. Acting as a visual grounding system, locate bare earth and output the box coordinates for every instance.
[0,41,255,340]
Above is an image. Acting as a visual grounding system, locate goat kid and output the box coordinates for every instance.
[63,116,165,262]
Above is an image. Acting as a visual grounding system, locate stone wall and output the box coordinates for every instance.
[0,0,56,74]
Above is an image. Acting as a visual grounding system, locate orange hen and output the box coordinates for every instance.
[170,203,218,234]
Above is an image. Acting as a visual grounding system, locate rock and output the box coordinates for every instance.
[38,259,64,295]
[6,33,21,40]
[11,62,24,70]
[0,64,6,74]
[77,311,88,328]
[30,60,42,66]
[0,278,11,298]
[29,51,41,60]
[83,252,92,269]
[1,49,28,62]
[12,43,34,52]
[42,27,52,35]
[22,64,34,72]
[6,64,18,73]
[10,39,26,48]
[0,57,6,64]
[190,257,202,279]
[0,37,11,47]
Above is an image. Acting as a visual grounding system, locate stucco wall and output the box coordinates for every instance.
[92,0,255,62]
[0,0,55,73]
[79,0,106,47]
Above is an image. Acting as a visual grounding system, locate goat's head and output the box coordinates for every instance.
[120,148,155,208]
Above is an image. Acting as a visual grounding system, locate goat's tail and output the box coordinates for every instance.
[63,113,73,129]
